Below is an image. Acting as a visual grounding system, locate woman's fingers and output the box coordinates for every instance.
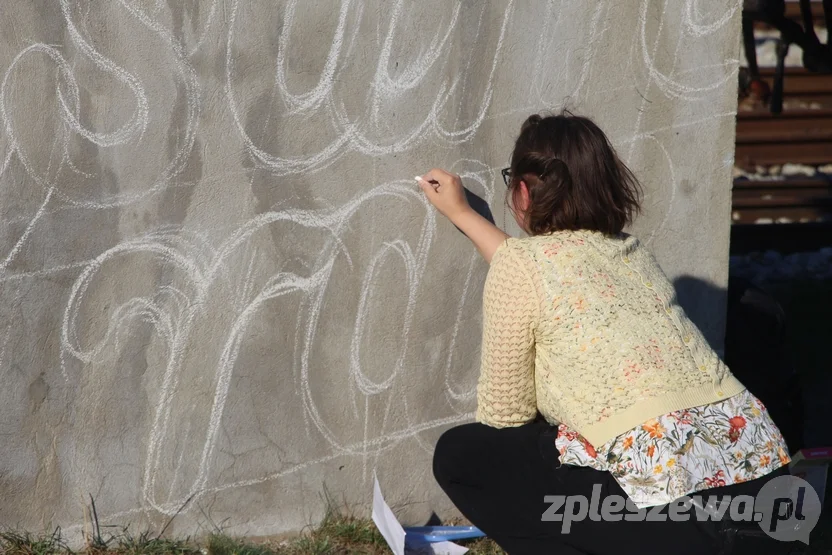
[423,168,453,187]
[417,177,439,195]
[416,175,439,190]
[416,168,471,221]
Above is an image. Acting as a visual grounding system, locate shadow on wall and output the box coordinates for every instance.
[673,276,729,354]
[456,188,496,234]
[674,275,806,454]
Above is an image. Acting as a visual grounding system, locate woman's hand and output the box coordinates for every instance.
[417,168,472,223]
[417,167,510,263]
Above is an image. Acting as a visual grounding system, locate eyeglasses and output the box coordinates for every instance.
[501,167,511,186]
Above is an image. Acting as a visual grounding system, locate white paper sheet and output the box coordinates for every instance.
[371,475,469,555]
[407,539,470,554]
[372,474,406,555]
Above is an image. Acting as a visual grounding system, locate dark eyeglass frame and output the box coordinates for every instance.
[501,167,511,186]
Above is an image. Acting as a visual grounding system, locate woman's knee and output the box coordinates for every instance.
[432,423,487,487]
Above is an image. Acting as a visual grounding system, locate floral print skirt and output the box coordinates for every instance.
[555,389,791,508]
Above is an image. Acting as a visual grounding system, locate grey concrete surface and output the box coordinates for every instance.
[0,0,741,541]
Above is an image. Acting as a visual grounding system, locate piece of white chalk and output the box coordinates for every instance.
[415,176,439,191]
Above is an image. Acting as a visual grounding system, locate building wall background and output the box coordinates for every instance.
[0,0,739,540]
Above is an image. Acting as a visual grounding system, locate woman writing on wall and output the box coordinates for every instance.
[417,111,791,555]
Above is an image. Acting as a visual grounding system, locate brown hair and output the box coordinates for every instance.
[505,110,642,235]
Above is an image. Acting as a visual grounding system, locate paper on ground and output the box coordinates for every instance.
[372,475,468,555]
[406,539,469,555]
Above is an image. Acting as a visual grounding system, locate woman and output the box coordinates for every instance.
[417,112,791,555]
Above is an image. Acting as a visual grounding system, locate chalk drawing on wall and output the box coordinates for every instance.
[0,0,740,534]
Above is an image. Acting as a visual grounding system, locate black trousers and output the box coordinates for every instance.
[433,419,790,555]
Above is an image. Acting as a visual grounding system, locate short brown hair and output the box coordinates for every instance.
[505,111,642,235]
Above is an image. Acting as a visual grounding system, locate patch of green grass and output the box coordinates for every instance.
[0,489,501,554]
[315,511,386,549]
[0,529,69,555]
[112,533,201,555]
[1,513,503,555]
[263,507,396,554]
[0,528,200,555]
[207,534,275,555]
[214,516,505,555]
[203,512,378,555]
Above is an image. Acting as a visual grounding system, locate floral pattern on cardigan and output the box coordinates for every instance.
[555,389,791,508]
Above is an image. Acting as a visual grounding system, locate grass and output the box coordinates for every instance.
[0,528,202,555]
[0,509,504,555]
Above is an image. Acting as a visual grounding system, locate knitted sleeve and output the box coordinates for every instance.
[475,241,539,428]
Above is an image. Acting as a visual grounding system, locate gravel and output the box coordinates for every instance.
[733,164,832,180]
[730,247,832,285]
[740,27,829,68]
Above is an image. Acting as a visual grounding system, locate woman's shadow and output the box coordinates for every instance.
[452,188,496,233]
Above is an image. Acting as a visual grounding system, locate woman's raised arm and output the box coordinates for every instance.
[417,168,510,263]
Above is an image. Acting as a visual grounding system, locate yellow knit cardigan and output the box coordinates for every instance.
[475,229,746,447]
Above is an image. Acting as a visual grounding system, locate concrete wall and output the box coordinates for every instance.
[0,0,740,541]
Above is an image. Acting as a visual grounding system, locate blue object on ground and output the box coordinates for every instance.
[403,525,486,543]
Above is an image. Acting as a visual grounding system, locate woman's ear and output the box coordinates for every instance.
[518,180,530,211]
